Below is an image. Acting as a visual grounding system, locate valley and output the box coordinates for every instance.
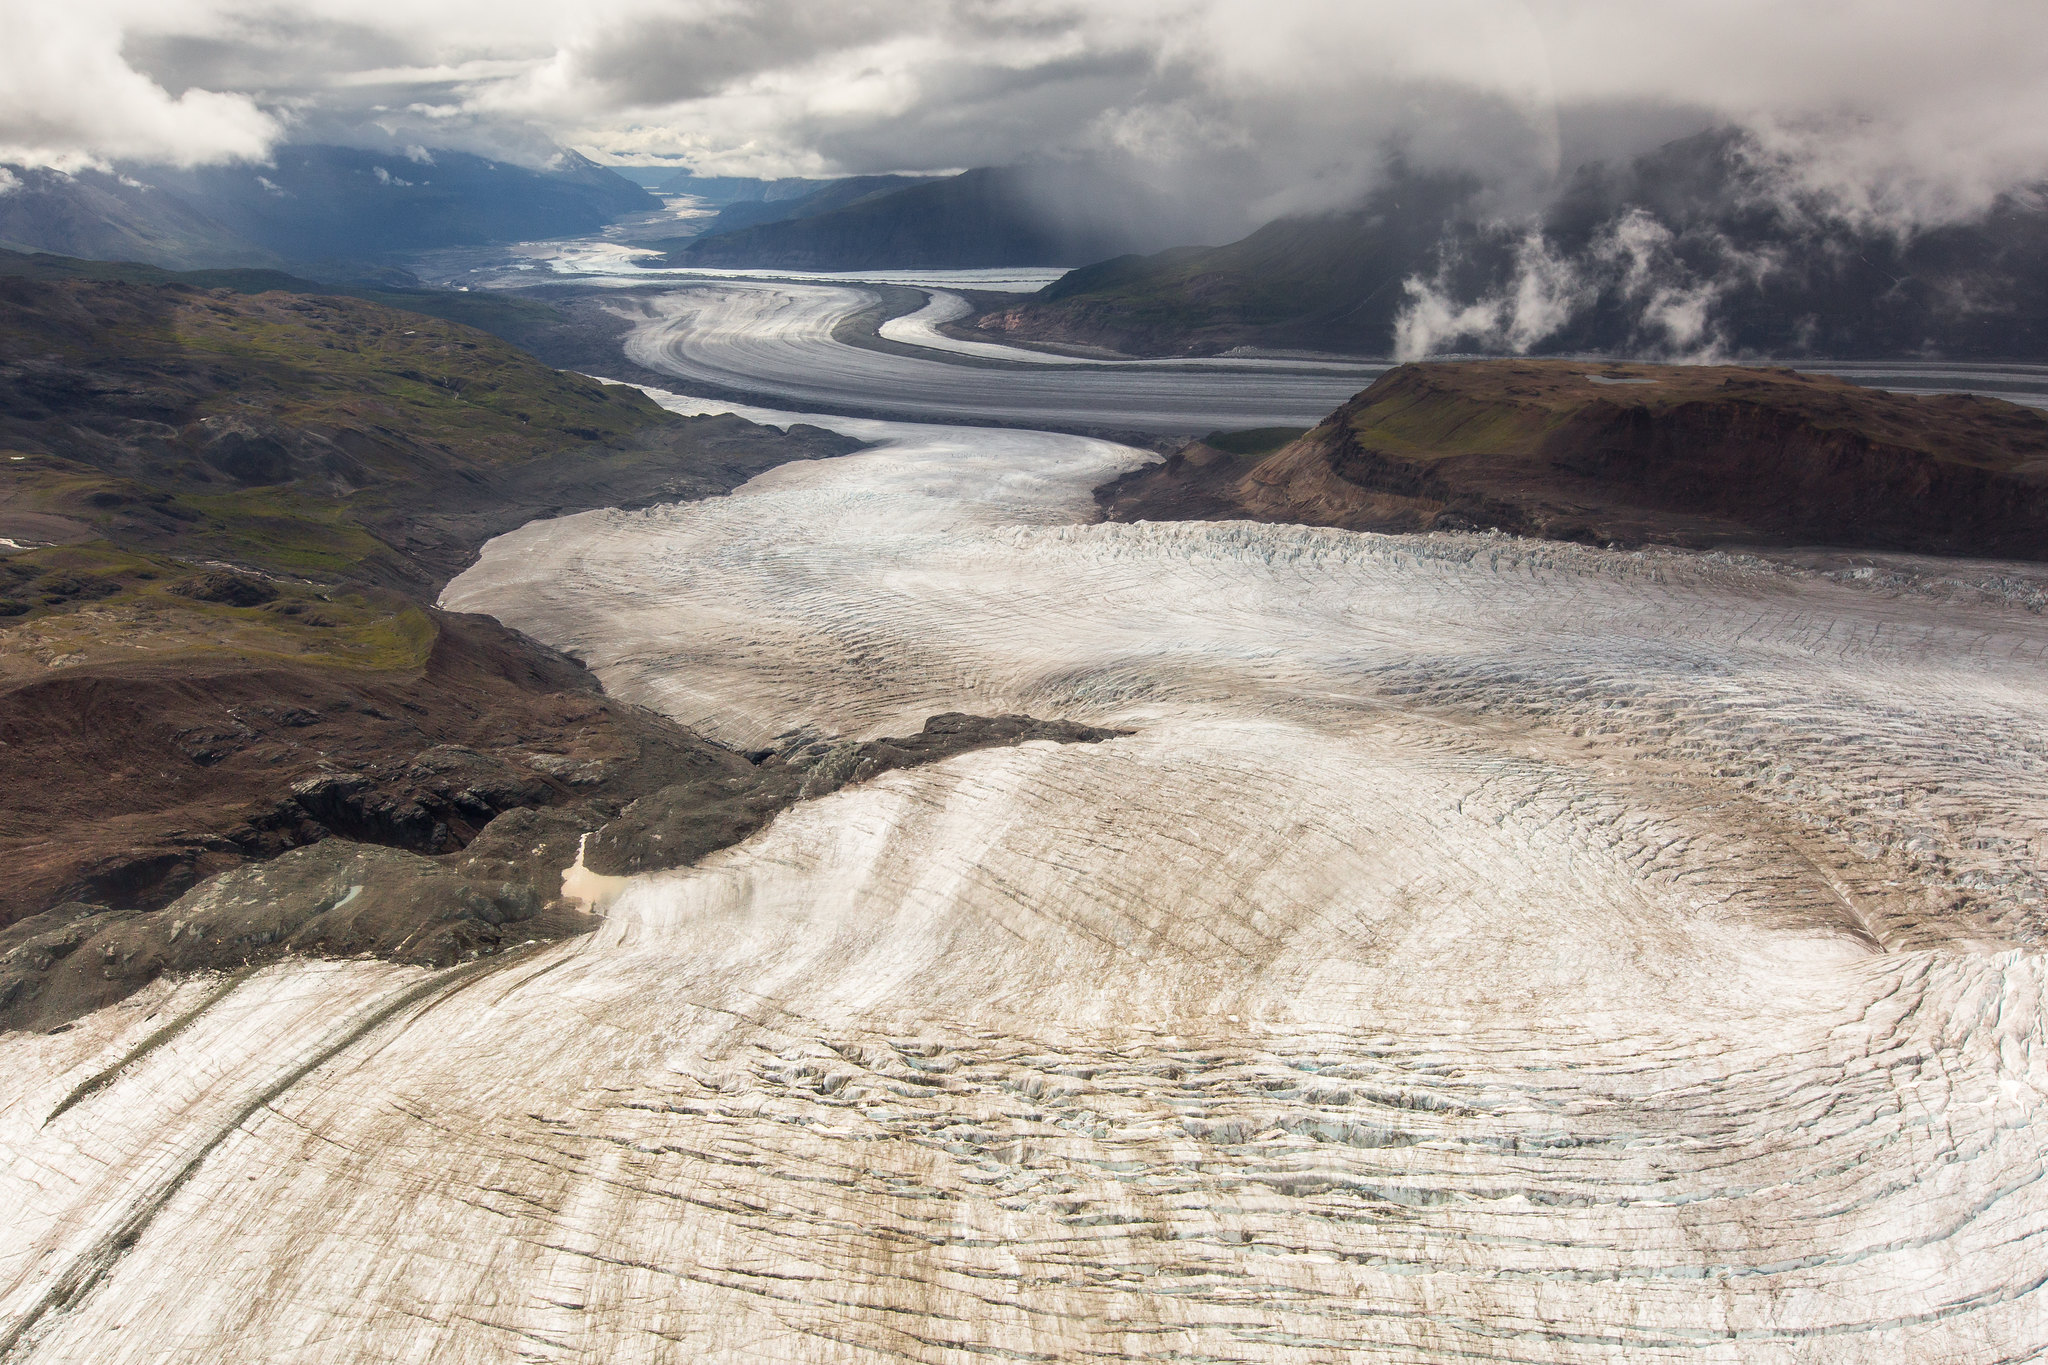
[6,6,2048,1362]
[2,274,2045,1360]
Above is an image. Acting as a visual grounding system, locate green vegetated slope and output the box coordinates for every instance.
[0,248,322,292]
[0,245,573,355]
[975,176,1476,356]
[0,266,869,949]
[0,275,679,667]
[651,164,1174,271]
[1199,427,1312,458]
[1100,360,2048,557]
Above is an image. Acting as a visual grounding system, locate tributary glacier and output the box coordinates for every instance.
[2,286,2045,1363]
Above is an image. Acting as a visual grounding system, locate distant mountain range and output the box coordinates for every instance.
[620,169,830,204]
[974,173,1479,356]
[0,165,263,270]
[647,163,1182,271]
[682,175,935,238]
[978,131,2048,361]
[21,131,2048,363]
[0,146,657,273]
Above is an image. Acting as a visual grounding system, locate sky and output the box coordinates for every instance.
[4,0,2047,239]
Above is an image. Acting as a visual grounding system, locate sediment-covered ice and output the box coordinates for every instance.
[617,282,1377,431]
[4,302,2047,1362]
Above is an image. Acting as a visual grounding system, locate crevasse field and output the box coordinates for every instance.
[3,285,2045,1363]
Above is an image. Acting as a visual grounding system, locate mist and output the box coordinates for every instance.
[5,2,2047,253]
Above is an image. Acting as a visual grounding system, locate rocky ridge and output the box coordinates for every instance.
[0,711,1124,1030]
[1099,359,2048,558]
[0,268,1133,1030]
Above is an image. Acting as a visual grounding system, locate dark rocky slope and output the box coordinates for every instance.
[0,268,1128,1031]
[0,147,656,272]
[649,164,1175,271]
[1099,360,2048,558]
[681,174,934,238]
[1,711,1123,1031]
[982,131,2048,360]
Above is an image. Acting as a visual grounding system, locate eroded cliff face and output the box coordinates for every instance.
[1099,360,2048,557]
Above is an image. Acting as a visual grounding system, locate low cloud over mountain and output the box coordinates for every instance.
[4,2,2046,256]
[975,130,2048,360]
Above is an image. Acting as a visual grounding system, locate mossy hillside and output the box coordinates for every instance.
[0,456,430,673]
[1337,369,1579,460]
[337,289,568,352]
[1200,427,1311,459]
[0,278,668,478]
[0,246,320,293]
[162,292,667,468]
[4,452,395,572]
[0,537,434,679]
[168,487,395,577]
[0,246,576,356]
[0,280,692,674]
[1332,361,2048,473]
[4,442,391,576]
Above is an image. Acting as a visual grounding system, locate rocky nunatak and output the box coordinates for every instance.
[584,713,1129,877]
[1,711,1125,1029]
[1100,360,2048,559]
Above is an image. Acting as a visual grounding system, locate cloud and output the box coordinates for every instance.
[1,1,2044,243]
[1389,150,1833,363]
[1395,233,1595,361]
[0,3,279,170]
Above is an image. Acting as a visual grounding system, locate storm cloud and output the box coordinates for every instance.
[4,1,2046,239]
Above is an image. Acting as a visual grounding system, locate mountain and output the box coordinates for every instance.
[981,131,2048,360]
[0,258,1124,1029]
[0,146,658,272]
[0,165,273,270]
[687,174,934,236]
[650,163,1179,271]
[975,171,1478,354]
[1098,360,2048,557]
[619,169,829,204]
[141,146,657,263]
[0,266,863,960]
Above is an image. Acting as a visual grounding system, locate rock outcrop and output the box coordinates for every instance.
[1099,360,2048,558]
